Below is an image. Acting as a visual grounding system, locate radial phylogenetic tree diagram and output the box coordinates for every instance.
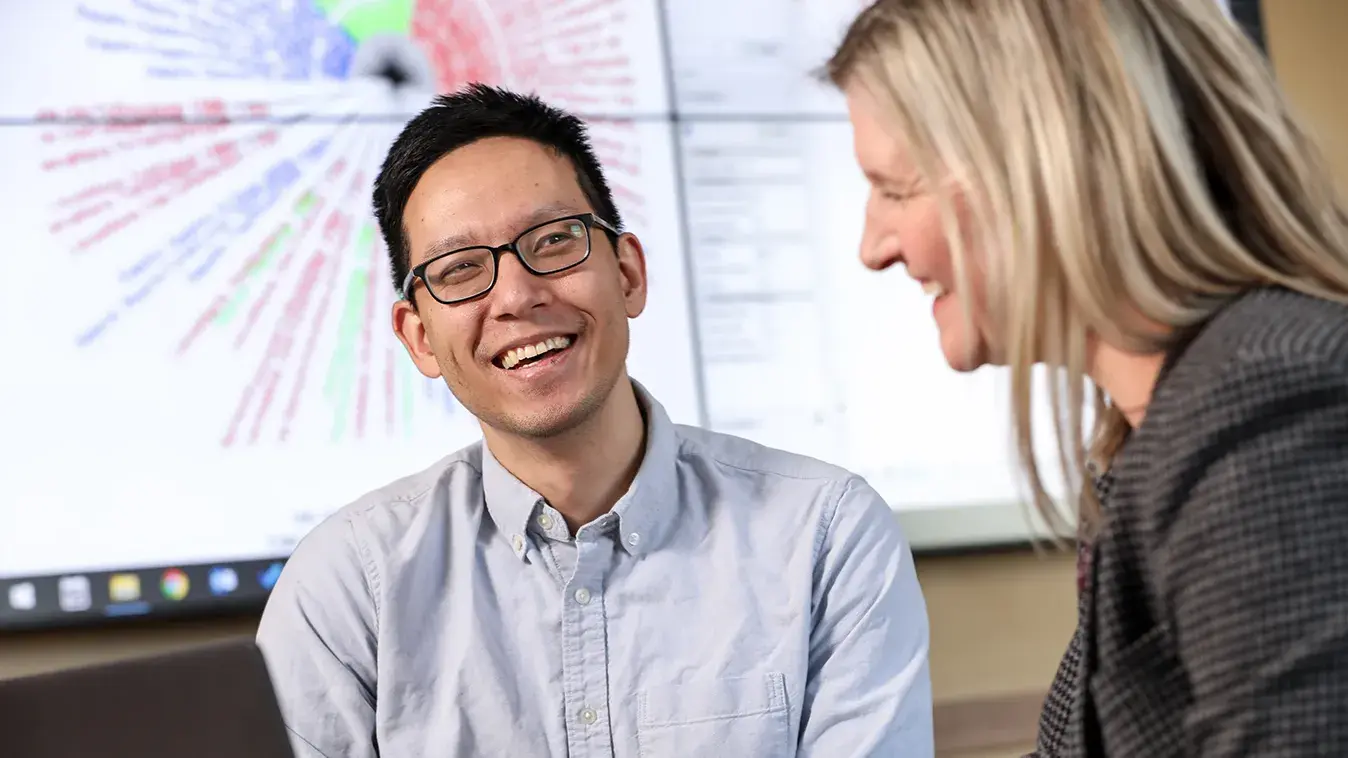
[31,0,653,448]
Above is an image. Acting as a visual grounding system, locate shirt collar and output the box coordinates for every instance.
[480,379,680,561]
[480,440,545,560]
[607,380,680,557]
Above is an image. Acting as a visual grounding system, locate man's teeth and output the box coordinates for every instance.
[922,281,947,298]
[500,336,573,370]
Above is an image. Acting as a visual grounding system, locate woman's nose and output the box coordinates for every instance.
[860,230,903,271]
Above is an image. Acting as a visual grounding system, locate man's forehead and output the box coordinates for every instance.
[411,139,579,204]
[404,139,594,263]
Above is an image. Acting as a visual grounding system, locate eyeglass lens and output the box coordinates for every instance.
[422,217,590,302]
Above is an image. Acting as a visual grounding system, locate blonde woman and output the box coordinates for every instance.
[824,0,1348,755]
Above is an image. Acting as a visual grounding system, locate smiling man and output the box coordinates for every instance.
[255,84,933,758]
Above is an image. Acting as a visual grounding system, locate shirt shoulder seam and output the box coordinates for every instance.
[812,475,854,568]
[340,457,483,629]
[675,434,850,485]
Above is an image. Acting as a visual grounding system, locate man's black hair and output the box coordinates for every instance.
[372,83,623,298]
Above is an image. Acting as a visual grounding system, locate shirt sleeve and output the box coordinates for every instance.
[797,476,935,757]
[255,512,381,758]
[1157,352,1348,756]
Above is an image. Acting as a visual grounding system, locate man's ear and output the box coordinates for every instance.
[391,298,443,379]
[614,232,648,319]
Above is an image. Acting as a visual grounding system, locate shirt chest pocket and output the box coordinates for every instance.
[636,672,792,758]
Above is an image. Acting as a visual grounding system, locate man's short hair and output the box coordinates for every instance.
[372,84,623,297]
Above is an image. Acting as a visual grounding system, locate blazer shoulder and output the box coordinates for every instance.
[1114,289,1348,515]
[1145,289,1348,424]
[1193,287,1348,369]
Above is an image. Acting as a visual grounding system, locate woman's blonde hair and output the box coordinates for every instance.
[825,0,1348,538]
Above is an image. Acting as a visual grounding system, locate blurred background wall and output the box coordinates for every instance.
[3,2,1346,756]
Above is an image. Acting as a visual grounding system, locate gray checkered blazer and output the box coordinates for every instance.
[1028,287,1348,757]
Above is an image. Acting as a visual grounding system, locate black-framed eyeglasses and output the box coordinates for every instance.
[402,213,619,305]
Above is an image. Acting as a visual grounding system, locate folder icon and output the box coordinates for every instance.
[109,574,141,603]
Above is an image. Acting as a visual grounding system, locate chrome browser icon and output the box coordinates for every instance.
[160,569,190,601]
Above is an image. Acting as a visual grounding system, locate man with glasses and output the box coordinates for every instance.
[256,84,933,758]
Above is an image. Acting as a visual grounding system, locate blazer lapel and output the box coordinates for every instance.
[1070,471,1115,757]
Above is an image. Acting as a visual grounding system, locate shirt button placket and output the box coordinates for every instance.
[562,533,614,755]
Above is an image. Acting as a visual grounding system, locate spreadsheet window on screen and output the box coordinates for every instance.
[0,0,1256,603]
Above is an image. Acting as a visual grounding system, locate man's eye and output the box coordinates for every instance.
[434,262,481,284]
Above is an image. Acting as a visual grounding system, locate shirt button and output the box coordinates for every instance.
[511,534,525,553]
[537,513,553,530]
[574,587,592,605]
[626,532,640,547]
[580,707,598,725]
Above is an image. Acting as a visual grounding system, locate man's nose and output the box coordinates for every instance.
[488,252,550,316]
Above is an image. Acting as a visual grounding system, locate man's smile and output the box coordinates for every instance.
[493,334,577,370]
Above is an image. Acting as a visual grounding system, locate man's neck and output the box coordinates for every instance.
[484,378,647,532]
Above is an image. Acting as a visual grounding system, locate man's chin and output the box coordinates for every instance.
[484,386,608,441]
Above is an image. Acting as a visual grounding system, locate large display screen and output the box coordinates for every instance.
[0,0,1263,630]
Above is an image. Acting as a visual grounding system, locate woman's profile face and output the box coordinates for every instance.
[843,83,991,372]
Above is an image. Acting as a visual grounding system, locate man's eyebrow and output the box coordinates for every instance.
[422,233,477,260]
[523,202,585,227]
[419,202,587,260]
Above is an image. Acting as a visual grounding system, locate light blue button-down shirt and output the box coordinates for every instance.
[256,381,933,757]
